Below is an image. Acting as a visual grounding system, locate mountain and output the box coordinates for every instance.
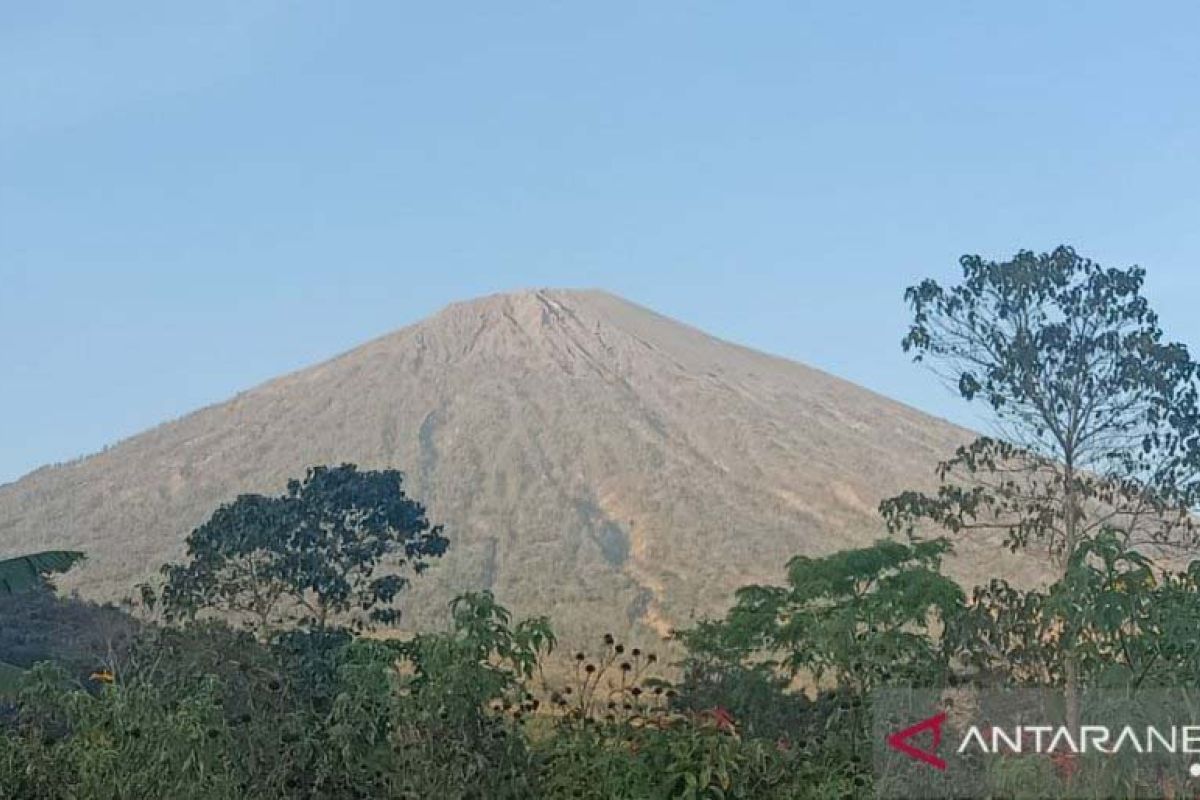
[0,290,1027,641]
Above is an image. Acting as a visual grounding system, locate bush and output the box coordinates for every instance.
[672,660,829,743]
[534,719,863,799]
[1,662,240,800]
[0,594,553,799]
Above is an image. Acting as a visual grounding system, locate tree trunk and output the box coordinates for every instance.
[1062,461,1081,733]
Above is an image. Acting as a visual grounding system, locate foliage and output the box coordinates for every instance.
[0,662,240,800]
[387,591,554,798]
[161,464,448,634]
[0,587,876,799]
[0,594,551,799]
[681,539,962,695]
[537,634,863,799]
[406,590,555,685]
[0,551,85,595]
[950,530,1200,689]
[672,659,844,744]
[0,663,22,699]
[535,718,863,799]
[671,539,962,779]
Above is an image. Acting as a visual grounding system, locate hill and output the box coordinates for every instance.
[0,290,1026,640]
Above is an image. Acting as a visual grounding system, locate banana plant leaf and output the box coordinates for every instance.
[0,660,23,696]
[0,551,85,594]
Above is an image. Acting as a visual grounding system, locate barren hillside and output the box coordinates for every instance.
[0,290,1025,640]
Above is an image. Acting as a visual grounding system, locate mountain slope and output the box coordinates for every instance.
[0,290,1022,638]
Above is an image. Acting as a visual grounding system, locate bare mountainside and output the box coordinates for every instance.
[0,290,1027,640]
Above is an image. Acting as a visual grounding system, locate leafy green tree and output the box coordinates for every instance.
[682,539,962,696]
[162,464,447,635]
[880,247,1200,718]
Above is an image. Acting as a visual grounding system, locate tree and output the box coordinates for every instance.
[880,247,1200,719]
[681,539,963,694]
[162,464,448,635]
[883,247,1200,564]
[678,540,962,764]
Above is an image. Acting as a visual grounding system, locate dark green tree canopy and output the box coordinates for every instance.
[162,464,448,634]
[884,247,1200,564]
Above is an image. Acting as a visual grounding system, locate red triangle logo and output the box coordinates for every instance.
[886,711,947,771]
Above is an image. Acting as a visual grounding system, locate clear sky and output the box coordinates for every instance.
[4,2,1200,485]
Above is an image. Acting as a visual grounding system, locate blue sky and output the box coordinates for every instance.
[3,2,1200,484]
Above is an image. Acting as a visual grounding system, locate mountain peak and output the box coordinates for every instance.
[422,288,661,342]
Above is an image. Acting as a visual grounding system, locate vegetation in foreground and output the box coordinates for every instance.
[4,248,1200,798]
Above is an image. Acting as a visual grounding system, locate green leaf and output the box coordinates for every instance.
[0,550,85,594]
